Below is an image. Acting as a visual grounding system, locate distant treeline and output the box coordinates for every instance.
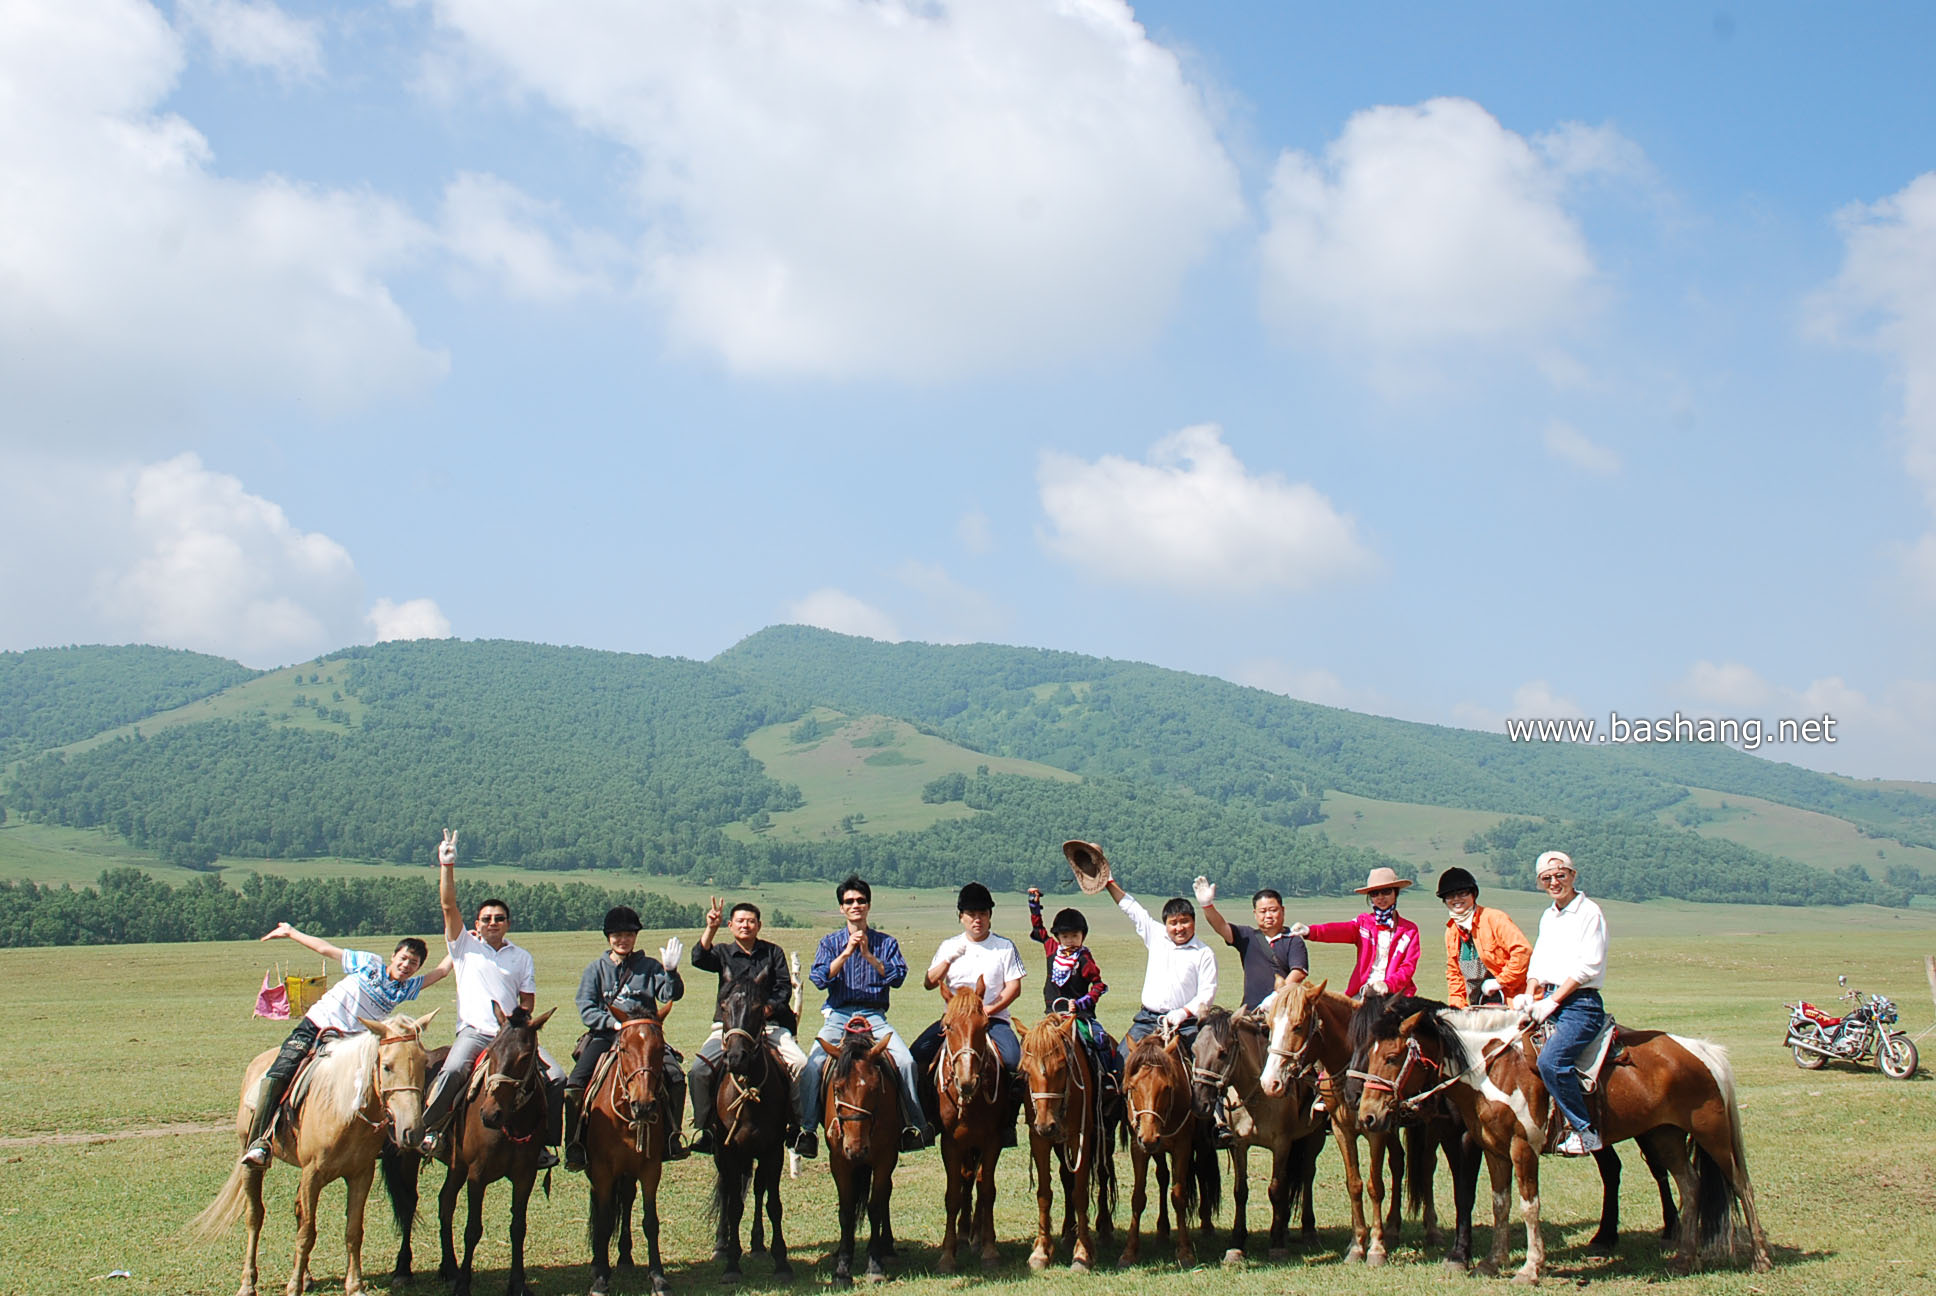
[0,870,746,948]
[1466,817,1913,907]
[0,645,257,761]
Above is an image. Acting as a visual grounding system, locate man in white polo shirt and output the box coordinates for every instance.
[418,829,568,1167]
[910,882,1028,1144]
[1515,849,1610,1156]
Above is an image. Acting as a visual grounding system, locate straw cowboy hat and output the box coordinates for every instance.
[1062,840,1114,896]
[1353,866,1414,895]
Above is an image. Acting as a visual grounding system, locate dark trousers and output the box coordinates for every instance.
[566,1029,686,1120]
[1121,1007,1199,1065]
[248,1018,320,1148]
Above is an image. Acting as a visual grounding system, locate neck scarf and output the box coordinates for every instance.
[1371,905,1397,929]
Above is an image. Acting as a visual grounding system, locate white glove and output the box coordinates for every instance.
[1192,876,1216,906]
[1368,979,1388,996]
[438,828,457,866]
[1529,998,1559,1025]
[1163,1007,1191,1030]
[1481,978,1502,998]
[1510,993,1533,1012]
[1287,922,1310,938]
[660,936,684,971]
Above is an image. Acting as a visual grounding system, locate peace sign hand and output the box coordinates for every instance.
[705,895,725,931]
[438,828,458,867]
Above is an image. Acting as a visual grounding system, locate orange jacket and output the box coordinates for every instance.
[1443,905,1532,1007]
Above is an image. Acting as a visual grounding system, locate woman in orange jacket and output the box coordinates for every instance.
[1435,867,1531,1007]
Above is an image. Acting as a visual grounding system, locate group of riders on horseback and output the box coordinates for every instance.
[206,831,1772,1292]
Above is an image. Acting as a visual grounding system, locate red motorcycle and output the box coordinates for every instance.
[1784,975,1919,1079]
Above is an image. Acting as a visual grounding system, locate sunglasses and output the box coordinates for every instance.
[1537,873,1572,885]
[478,914,509,923]
[840,897,869,907]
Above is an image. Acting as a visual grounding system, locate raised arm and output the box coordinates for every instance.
[260,921,344,964]
[1193,876,1235,945]
[437,828,462,944]
[421,954,455,989]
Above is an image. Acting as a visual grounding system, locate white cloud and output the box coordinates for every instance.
[427,0,1242,380]
[956,510,995,556]
[1674,659,1936,781]
[1808,172,1936,597]
[440,172,624,304]
[0,0,443,444]
[1259,98,1628,357]
[367,597,453,643]
[1036,424,1374,595]
[175,0,322,83]
[1679,660,1775,711]
[1229,659,1391,713]
[1543,420,1622,475]
[1455,679,1587,735]
[784,589,901,642]
[894,561,1007,643]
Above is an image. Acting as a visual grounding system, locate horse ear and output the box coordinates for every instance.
[1400,1011,1429,1035]
[413,1007,439,1033]
[358,1015,389,1036]
[611,1004,633,1024]
[867,1034,893,1059]
[1310,978,1328,1000]
[1273,972,1287,992]
[975,975,987,999]
[1163,1032,1182,1055]
[528,1007,556,1032]
[493,1001,509,1028]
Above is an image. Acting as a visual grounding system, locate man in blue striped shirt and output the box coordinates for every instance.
[795,874,929,1153]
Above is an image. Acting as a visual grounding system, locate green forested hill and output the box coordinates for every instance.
[0,646,258,762]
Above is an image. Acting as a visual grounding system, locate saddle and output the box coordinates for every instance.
[247,1028,353,1141]
[1797,1002,1842,1029]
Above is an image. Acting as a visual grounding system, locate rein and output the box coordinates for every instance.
[354,1029,426,1134]
[477,1032,546,1143]
[602,1017,667,1154]
[939,1024,1001,1110]
[720,1035,776,1146]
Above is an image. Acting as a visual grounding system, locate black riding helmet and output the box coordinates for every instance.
[957,881,995,913]
[1434,867,1479,900]
[603,905,644,935]
[1049,907,1089,937]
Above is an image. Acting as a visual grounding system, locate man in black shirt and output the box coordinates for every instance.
[687,897,811,1155]
[1195,878,1309,1009]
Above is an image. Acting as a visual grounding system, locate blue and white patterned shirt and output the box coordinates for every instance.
[810,928,908,1013]
[305,949,426,1034]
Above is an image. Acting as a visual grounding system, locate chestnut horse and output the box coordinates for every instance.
[1355,1003,1773,1283]
[1118,1030,1219,1267]
[706,971,793,1283]
[823,1026,901,1287]
[584,1004,672,1296]
[195,1012,436,1296]
[1018,1014,1118,1272]
[1190,1006,1327,1263]
[932,983,1007,1272]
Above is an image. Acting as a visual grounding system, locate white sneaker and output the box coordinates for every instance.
[240,1144,271,1168]
[1557,1129,1603,1156]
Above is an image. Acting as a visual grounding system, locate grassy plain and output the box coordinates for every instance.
[3,885,1934,1296]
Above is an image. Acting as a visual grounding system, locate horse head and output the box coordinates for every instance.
[1354,1005,1457,1134]
[1124,1032,1189,1153]
[1260,976,1325,1098]
[478,1003,554,1132]
[719,968,773,1084]
[826,1027,894,1163]
[1020,1015,1081,1145]
[940,978,994,1109]
[1189,1007,1240,1120]
[357,1007,437,1149]
[609,1002,666,1150]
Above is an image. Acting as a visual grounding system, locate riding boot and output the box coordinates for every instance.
[663,1065,690,1160]
[687,1062,717,1154]
[240,1072,282,1166]
[1000,1070,1021,1148]
[534,1076,564,1169]
[563,1088,586,1171]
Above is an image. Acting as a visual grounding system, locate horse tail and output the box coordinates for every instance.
[379,1144,422,1236]
[1286,1125,1325,1220]
[189,1161,253,1239]
[1674,1035,1746,1259]
[1404,1123,1435,1217]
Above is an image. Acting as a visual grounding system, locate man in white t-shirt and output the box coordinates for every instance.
[239,922,451,1167]
[418,830,568,1166]
[909,882,1027,1144]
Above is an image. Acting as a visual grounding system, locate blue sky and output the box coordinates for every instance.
[5,1,1936,781]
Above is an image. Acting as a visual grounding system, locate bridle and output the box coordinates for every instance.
[606,1017,666,1153]
[357,1029,428,1134]
[1263,998,1324,1095]
[477,1030,545,1142]
[719,1023,777,1146]
[1349,1034,1460,1120]
[939,1018,1001,1110]
[1024,1016,1093,1172]
[1126,1042,1192,1143]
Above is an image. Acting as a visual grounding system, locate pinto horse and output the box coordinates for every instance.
[1190,1006,1327,1263]
[195,1012,436,1296]
[932,982,1008,1272]
[583,1003,673,1296]
[1018,1014,1117,1272]
[1118,1029,1219,1268]
[706,971,793,1283]
[1355,1004,1773,1283]
[823,1026,901,1287]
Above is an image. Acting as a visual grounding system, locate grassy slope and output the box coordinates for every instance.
[51,659,366,756]
[2,890,1932,1295]
[1668,786,1936,877]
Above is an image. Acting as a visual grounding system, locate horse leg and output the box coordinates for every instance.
[1635,1131,1679,1244]
[1587,1144,1623,1255]
[342,1165,375,1296]
[506,1172,537,1296]
[381,1148,421,1281]
[975,1143,1001,1269]
[437,1162,463,1283]
[455,1176,485,1296]
[1120,1145,1147,1267]
[589,1173,615,1296]
[1335,1122,1368,1264]
[1511,1137,1544,1285]
[1363,1133,1389,1267]
[832,1163,859,1288]
[719,1152,746,1283]
[1168,1140,1196,1267]
[1415,1126,1442,1247]
[1225,1144,1249,1264]
[1647,1130,1699,1274]
[239,1164,266,1296]
[749,1175,767,1257]
[937,1137,963,1273]
[1028,1136,1055,1270]
[866,1159,892,1281]
[1154,1151,1171,1241]
[1070,1157,1096,1272]
[1445,1127,1478,1273]
[639,1159,670,1296]
[286,1166,324,1296]
[1478,1148,1512,1278]
[1264,1141,1291,1260]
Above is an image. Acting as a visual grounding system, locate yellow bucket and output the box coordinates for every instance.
[285,973,327,1017]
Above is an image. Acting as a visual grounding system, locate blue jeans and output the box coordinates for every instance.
[1121,1007,1200,1067]
[799,1008,925,1134]
[1536,989,1605,1135]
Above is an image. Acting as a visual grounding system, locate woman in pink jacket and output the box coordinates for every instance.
[1289,867,1422,998]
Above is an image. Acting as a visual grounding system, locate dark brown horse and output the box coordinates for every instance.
[823,1025,901,1287]
[1190,1006,1327,1263]
[584,1004,672,1296]
[1355,1004,1773,1282]
[932,983,1007,1272]
[706,971,793,1283]
[1019,1014,1117,1272]
[1119,1030,1219,1267]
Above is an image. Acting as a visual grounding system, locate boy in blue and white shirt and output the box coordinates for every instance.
[240,921,453,1166]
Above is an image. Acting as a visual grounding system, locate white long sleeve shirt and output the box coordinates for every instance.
[1119,893,1218,1016]
[1528,892,1608,990]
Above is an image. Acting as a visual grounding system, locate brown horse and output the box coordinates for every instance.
[1018,1014,1117,1272]
[706,971,793,1283]
[584,1004,672,1295]
[823,1025,901,1287]
[1355,1003,1773,1283]
[1190,1006,1327,1263]
[1256,978,1409,1266]
[932,982,1007,1272]
[194,1011,436,1296]
[1119,1029,1219,1267]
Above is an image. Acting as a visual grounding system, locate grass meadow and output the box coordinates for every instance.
[3,883,1934,1296]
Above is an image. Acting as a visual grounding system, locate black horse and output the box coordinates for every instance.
[702,970,793,1283]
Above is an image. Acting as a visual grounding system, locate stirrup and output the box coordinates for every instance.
[792,1130,819,1158]
[663,1132,691,1162]
[564,1143,587,1171]
[240,1143,271,1169]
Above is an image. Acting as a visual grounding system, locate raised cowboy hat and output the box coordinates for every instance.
[1062,840,1114,896]
[1353,866,1414,895]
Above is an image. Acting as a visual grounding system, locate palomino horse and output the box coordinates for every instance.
[1018,1014,1117,1272]
[706,971,793,1283]
[194,1011,436,1296]
[1190,1006,1327,1263]
[823,1024,901,1287]
[1119,1029,1219,1268]
[1355,1004,1774,1283]
[584,1004,673,1296]
[932,982,1007,1272]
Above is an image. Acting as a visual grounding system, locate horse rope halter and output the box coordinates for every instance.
[1025,1016,1092,1173]
[1347,1035,1451,1118]
[1191,1016,1263,1134]
[355,1028,427,1135]
[478,1031,546,1144]
[1126,1042,1192,1143]
[719,1024,776,1147]
[605,1017,666,1154]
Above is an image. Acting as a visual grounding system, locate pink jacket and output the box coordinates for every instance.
[1305,912,1422,997]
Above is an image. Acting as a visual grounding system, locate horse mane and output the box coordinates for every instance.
[1354,994,1475,1074]
[1125,1031,1176,1075]
[830,1028,877,1085]
[308,1029,382,1126]
[942,984,985,1029]
[1193,1006,1235,1058]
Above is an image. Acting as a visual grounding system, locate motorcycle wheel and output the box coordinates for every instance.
[1878,1034,1919,1080]
[1792,1043,1827,1070]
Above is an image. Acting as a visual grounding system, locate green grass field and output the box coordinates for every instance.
[3,882,1933,1296]
[1667,786,1936,877]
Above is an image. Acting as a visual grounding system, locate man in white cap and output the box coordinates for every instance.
[1514,849,1609,1156]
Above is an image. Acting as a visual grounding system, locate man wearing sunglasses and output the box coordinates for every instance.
[418,829,569,1166]
[1514,849,1610,1156]
[796,874,930,1153]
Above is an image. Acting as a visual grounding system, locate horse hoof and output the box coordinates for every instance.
[1367,1251,1387,1269]
[1475,1259,1500,1278]
[1441,1258,1468,1275]
[1343,1248,1365,1265]
[1069,1260,1089,1275]
[832,1276,852,1290]
[1585,1241,1616,1259]
[590,1281,609,1296]
[937,1255,955,1275]
[1028,1251,1050,1272]
[652,1277,672,1295]
[1268,1247,1289,1262]
[720,1270,742,1286]
[772,1263,793,1282]
[1511,1270,1540,1286]
[1222,1249,1245,1267]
